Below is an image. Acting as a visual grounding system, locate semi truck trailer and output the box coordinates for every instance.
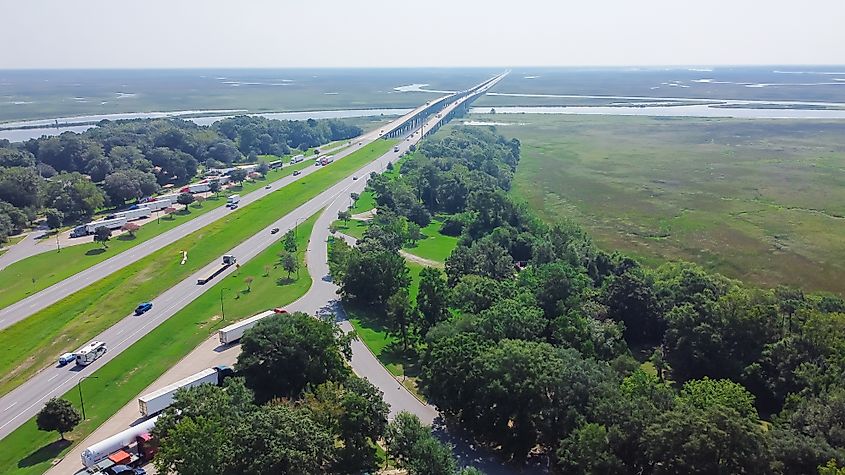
[71,216,129,237]
[217,308,288,345]
[80,416,158,469]
[196,254,237,285]
[110,207,152,221]
[138,366,229,417]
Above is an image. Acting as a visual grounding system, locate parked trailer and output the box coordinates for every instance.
[197,254,237,285]
[75,340,107,366]
[71,216,128,237]
[292,154,305,163]
[180,182,210,194]
[145,198,173,212]
[81,416,159,469]
[218,308,289,345]
[112,207,152,221]
[268,159,283,169]
[138,367,226,417]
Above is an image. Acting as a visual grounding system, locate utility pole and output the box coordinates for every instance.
[77,375,98,420]
[220,287,229,322]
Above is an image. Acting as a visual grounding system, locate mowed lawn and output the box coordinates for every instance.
[464,113,845,295]
[0,140,395,397]
[0,156,315,310]
[403,218,458,263]
[0,215,319,475]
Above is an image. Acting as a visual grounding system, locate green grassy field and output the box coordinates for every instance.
[469,113,845,295]
[0,215,318,475]
[404,218,458,263]
[0,157,315,310]
[0,140,395,397]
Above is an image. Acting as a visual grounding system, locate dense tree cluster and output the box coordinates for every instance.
[153,311,480,473]
[0,116,361,241]
[331,126,845,473]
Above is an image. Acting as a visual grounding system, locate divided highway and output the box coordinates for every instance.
[0,98,448,332]
[0,72,508,442]
[48,71,515,474]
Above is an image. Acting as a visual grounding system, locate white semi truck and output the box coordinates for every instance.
[180,182,211,194]
[217,308,288,345]
[80,416,158,469]
[110,207,152,221]
[138,366,229,417]
[75,340,107,366]
[71,216,128,237]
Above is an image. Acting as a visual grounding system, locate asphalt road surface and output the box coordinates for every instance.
[0,99,447,332]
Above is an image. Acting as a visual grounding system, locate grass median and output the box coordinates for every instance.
[0,213,319,475]
[0,156,316,310]
[0,139,395,397]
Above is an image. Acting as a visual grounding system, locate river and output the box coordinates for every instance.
[0,108,411,142]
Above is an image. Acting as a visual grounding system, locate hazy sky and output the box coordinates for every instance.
[1,0,843,68]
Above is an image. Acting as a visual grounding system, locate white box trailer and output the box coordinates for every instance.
[71,216,128,237]
[181,182,210,194]
[145,198,173,212]
[138,367,221,417]
[113,207,151,221]
[218,309,283,345]
[81,415,158,468]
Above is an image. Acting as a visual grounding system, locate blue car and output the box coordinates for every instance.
[134,302,153,315]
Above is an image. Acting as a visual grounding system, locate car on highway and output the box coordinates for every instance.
[58,352,75,366]
[265,184,271,189]
[273,308,289,314]
[134,302,153,315]
[353,176,358,180]
[293,170,302,176]
[271,228,279,234]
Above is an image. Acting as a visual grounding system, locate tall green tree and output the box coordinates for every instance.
[416,267,450,334]
[236,312,351,402]
[36,398,81,440]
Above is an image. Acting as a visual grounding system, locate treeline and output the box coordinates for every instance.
[153,312,480,475]
[331,126,845,474]
[0,116,361,240]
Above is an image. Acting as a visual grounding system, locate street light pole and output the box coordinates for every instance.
[220,287,229,323]
[77,375,98,420]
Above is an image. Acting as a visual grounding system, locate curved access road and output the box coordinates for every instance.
[0,100,448,331]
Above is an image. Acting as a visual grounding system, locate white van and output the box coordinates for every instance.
[75,341,107,366]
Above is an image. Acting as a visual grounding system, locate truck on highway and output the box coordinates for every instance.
[226,194,240,208]
[80,415,158,470]
[71,216,128,237]
[218,308,288,344]
[196,254,237,285]
[75,340,107,366]
[138,366,230,417]
[292,154,305,163]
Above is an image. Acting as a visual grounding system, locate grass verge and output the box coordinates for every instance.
[0,139,395,397]
[0,214,318,475]
[0,157,315,310]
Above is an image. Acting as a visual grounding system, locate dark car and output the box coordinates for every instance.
[134,302,153,315]
[108,465,146,475]
[293,170,302,176]
[270,228,279,234]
